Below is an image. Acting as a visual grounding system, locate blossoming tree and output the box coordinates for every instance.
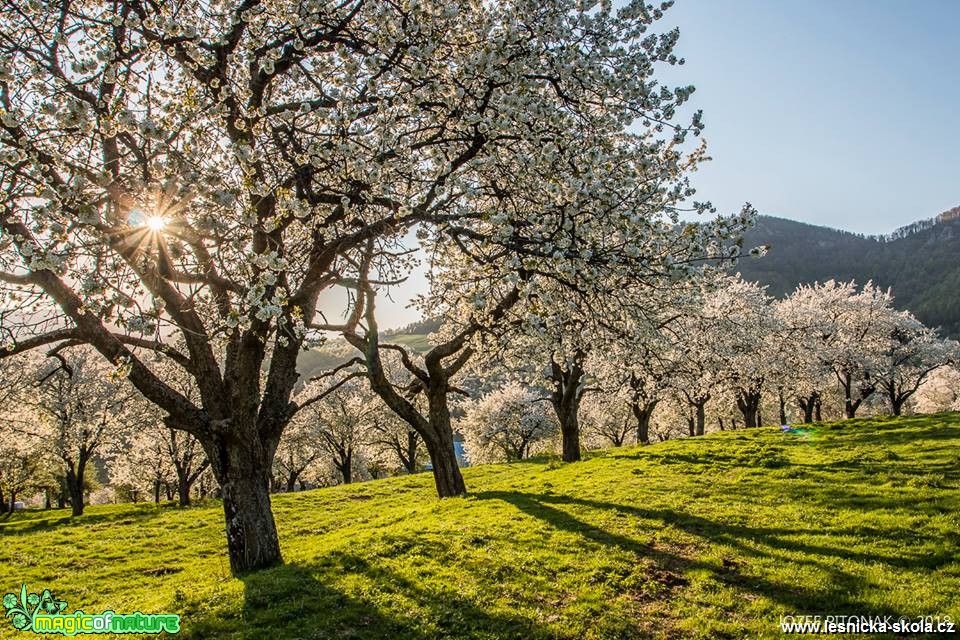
[0,0,749,571]
[460,383,558,463]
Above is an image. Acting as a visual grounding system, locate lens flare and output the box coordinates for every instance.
[145,216,167,231]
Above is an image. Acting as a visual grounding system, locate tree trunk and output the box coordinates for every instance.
[632,401,656,445]
[717,417,725,431]
[884,380,906,416]
[549,358,585,463]
[687,415,695,437]
[798,392,819,423]
[356,327,467,498]
[174,462,195,506]
[337,449,353,485]
[559,410,581,461]
[891,395,904,416]
[424,430,466,498]
[844,398,860,419]
[65,460,86,516]
[404,430,419,473]
[778,392,787,425]
[736,391,761,429]
[177,480,191,506]
[285,471,298,493]
[694,402,706,436]
[840,371,865,419]
[203,435,282,574]
[422,380,467,495]
[0,487,5,514]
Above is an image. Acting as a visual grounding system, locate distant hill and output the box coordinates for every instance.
[737,211,960,338]
[295,330,434,385]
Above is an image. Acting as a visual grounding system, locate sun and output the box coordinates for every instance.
[145,215,167,232]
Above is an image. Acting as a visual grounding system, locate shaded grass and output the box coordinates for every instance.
[2,413,959,638]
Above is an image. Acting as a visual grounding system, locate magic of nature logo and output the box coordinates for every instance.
[3,585,179,635]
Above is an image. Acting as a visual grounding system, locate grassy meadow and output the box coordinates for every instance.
[2,413,959,639]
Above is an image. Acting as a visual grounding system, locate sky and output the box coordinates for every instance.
[340,0,960,330]
[660,0,960,235]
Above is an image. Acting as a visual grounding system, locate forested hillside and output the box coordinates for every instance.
[738,214,960,337]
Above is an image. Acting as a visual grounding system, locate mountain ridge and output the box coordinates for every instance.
[738,211,960,338]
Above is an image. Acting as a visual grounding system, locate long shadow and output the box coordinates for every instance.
[181,556,553,640]
[0,504,180,536]
[474,490,911,620]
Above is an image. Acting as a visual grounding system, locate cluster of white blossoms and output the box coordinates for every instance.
[455,268,958,453]
[459,383,559,464]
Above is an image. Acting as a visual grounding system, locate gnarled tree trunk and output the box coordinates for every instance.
[549,355,586,462]
[202,432,282,574]
[423,430,466,498]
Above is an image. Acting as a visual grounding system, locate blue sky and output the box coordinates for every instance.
[660,0,960,235]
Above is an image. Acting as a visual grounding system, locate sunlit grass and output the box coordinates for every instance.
[1,413,958,639]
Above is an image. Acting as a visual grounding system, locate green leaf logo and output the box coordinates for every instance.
[3,584,68,632]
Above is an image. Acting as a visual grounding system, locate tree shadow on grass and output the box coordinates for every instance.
[183,557,553,640]
[0,504,179,536]
[474,490,910,621]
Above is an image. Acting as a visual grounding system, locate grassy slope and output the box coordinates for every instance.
[2,413,959,639]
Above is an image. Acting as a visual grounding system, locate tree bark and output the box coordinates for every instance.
[778,391,787,425]
[285,471,299,493]
[65,458,86,516]
[891,395,904,416]
[422,375,466,494]
[694,401,706,436]
[203,434,282,574]
[549,356,585,462]
[337,449,353,485]
[839,371,874,419]
[153,479,161,504]
[736,390,761,429]
[177,480,191,506]
[424,430,466,497]
[798,391,819,424]
[632,401,657,445]
[559,414,581,462]
[404,430,419,473]
[882,379,909,416]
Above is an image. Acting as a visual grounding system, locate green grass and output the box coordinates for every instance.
[2,413,959,639]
